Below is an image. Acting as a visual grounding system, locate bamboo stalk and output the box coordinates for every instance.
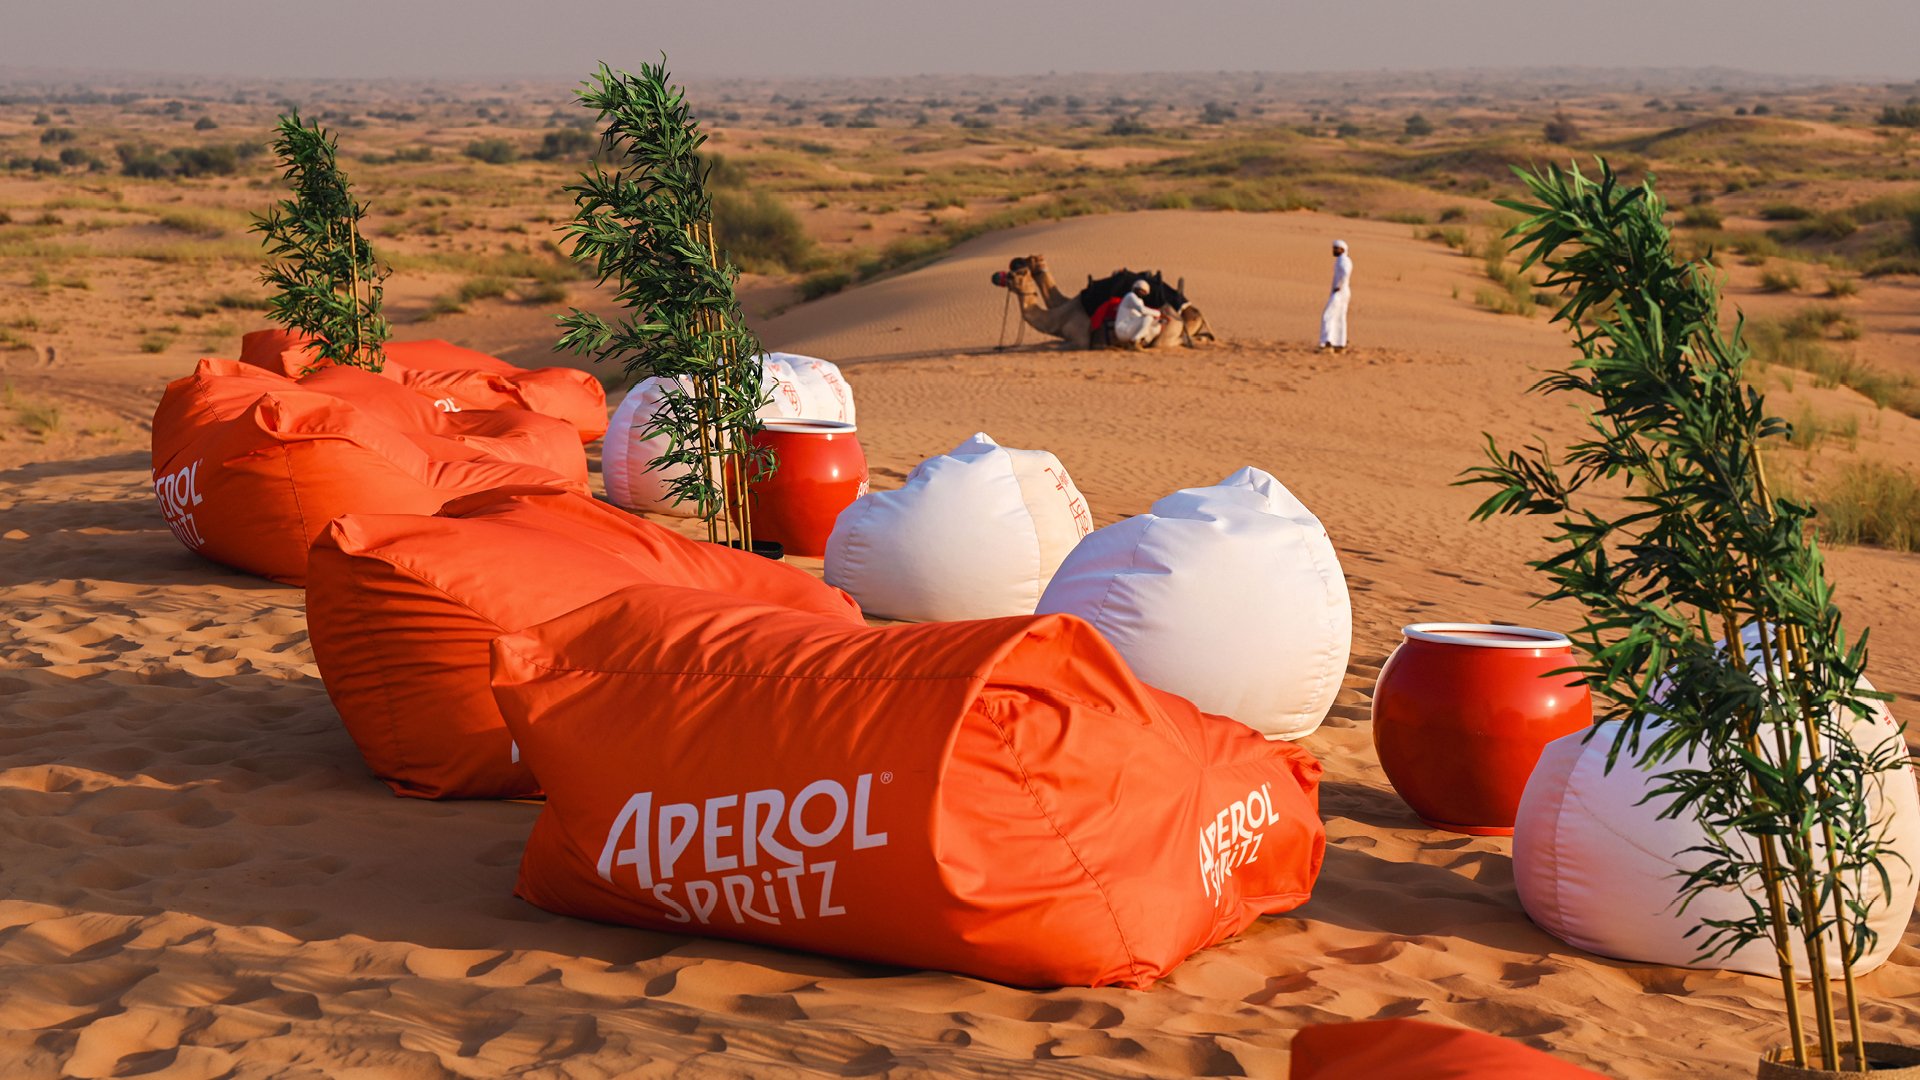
[346,210,362,364]
[1779,617,1869,1069]
[1752,449,1866,1069]
[1722,606,1809,1068]
[1752,618,1840,1069]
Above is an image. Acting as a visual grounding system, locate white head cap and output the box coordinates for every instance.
[1131,278,1150,294]
[1332,239,1348,252]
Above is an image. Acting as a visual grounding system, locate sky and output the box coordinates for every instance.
[3,0,1915,82]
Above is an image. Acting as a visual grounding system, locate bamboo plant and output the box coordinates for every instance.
[557,59,768,546]
[251,110,389,372]
[1464,160,1910,1072]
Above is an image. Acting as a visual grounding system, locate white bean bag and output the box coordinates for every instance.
[1036,467,1351,740]
[824,432,1091,621]
[1514,661,1920,977]
[773,351,856,424]
[602,355,856,515]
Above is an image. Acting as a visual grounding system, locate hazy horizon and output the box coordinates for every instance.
[6,1,1917,83]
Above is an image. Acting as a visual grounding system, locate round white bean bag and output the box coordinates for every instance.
[1036,467,1351,740]
[772,351,856,424]
[1514,662,1920,977]
[602,355,857,515]
[825,432,1092,621]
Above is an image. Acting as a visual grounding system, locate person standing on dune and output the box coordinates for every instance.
[1319,239,1352,352]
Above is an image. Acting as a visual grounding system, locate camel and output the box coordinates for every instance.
[992,254,1215,350]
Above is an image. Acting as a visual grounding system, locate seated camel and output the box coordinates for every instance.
[992,254,1216,350]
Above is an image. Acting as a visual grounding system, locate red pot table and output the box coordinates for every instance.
[742,418,867,558]
[1371,623,1592,835]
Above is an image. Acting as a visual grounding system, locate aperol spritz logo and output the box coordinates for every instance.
[596,773,890,927]
[1199,782,1277,904]
[152,460,207,548]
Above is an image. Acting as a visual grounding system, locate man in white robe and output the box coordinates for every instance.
[1319,240,1352,351]
[1113,279,1164,347]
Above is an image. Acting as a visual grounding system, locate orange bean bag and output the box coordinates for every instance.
[1290,1020,1605,1079]
[491,587,1326,988]
[307,486,861,799]
[150,359,588,584]
[239,329,608,444]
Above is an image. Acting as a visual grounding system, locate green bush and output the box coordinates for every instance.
[1771,212,1857,243]
[1878,104,1920,128]
[1809,463,1920,551]
[1679,204,1723,229]
[534,128,596,161]
[463,138,519,165]
[712,189,813,274]
[1759,202,1813,221]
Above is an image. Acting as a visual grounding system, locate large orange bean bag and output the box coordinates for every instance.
[150,359,587,584]
[239,329,608,443]
[1290,1020,1605,1079]
[307,486,861,799]
[492,588,1326,988]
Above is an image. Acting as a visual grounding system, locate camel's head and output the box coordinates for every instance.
[990,256,1038,296]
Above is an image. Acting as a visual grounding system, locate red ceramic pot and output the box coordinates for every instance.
[741,418,867,558]
[1372,623,1592,836]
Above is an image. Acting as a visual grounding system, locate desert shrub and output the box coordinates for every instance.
[712,188,813,273]
[1334,121,1361,138]
[1543,112,1581,144]
[1746,317,1918,415]
[14,400,62,437]
[1759,265,1802,292]
[138,334,172,353]
[1824,276,1860,298]
[194,116,217,131]
[1772,211,1857,243]
[1760,202,1813,221]
[455,276,512,303]
[1781,304,1857,340]
[1382,211,1428,225]
[1107,115,1151,137]
[1404,114,1434,137]
[1729,232,1781,263]
[1864,254,1920,277]
[534,128,596,161]
[57,146,94,168]
[515,281,567,304]
[1474,283,1535,317]
[1150,191,1192,209]
[797,267,854,300]
[157,209,227,236]
[39,127,74,145]
[1807,463,1920,551]
[115,142,247,178]
[211,291,266,310]
[1200,102,1237,125]
[1780,402,1859,453]
[1425,225,1470,251]
[463,138,519,165]
[1679,204,1723,229]
[1878,104,1920,128]
[1438,205,1468,222]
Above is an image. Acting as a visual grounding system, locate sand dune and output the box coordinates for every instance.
[2,209,1916,1077]
[761,209,1570,364]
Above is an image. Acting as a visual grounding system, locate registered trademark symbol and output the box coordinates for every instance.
[880,771,894,784]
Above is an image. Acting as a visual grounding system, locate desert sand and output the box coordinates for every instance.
[2,209,1916,1078]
